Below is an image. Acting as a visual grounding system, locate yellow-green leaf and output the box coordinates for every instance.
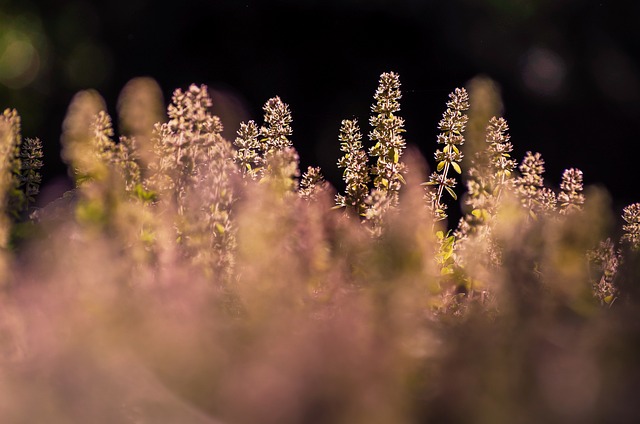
[451,161,462,174]
[445,186,457,200]
[440,267,454,276]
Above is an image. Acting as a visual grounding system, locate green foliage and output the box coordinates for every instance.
[2,73,640,423]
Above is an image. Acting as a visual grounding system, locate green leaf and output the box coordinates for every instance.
[440,266,454,276]
[444,237,455,249]
[393,148,399,164]
[75,199,107,226]
[437,161,446,172]
[451,161,462,174]
[135,184,157,202]
[140,229,156,244]
[442,250,453,261]
[445,186,457,200]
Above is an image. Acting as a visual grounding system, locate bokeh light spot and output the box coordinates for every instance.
[0,32,41,89]
[521,47,566,97]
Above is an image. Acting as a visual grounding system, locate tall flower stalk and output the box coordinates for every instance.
[515,151,556,217]
[454,116,515,261]
[425,88,470,222]
[259,96,300,193]
[486,116,516,201]
[368,72,406,207]
[335,119,370,216]
[234,120,261,180]
[19,137,43,212]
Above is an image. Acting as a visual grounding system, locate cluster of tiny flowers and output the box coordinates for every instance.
[461,116,515,223]
[0,109,20,190]
[516,151,556,216]
[264,146,301,193]
[19,137,43,204]
[463,167,490,211]
[364,189,393,237]
[424,178,456,222]
[454,116,517,274]
[558,168,585,215]
[233,121,261,179]
[1,109,45,220]
[621,203,640,251]
[455,167,491,243]
[368,72,406,206]
[425,88,470,221]
[258,97,300,191]
[152,85,224,204]
[516,151,544,193]
[167,84,222,135]
[148,84,238,275]
[0,111,19,249]
[335,119,370,216]
[91,111,116,163]
[299,166,326,201]
[0,109,20,167]
[486,117,516,190]
[537,187,557,213]
[261,96,293,150]
[587,238,620,305]
[115,136,142,193]
[195,134,237,275]
[89,112,140,192]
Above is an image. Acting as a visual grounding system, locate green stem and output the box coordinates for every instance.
[435,161,450,212]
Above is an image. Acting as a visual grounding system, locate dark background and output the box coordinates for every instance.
[1,0,639,216]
